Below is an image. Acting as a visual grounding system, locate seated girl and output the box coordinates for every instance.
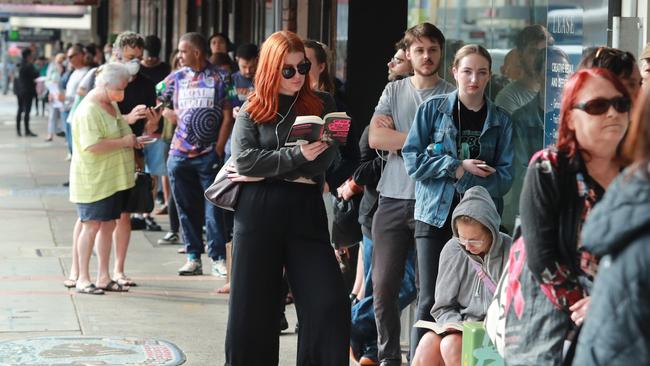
[411,186,511,366]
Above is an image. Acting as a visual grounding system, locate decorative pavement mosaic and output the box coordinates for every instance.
[0,336,186,366]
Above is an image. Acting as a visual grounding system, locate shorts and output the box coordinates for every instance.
[76,190,127,222]
[144,138,169,176]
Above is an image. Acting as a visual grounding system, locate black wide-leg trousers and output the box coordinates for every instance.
[225,180,350,366]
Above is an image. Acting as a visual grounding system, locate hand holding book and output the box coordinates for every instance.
[300,141,329,161]
[285,112,351,146]
[414,320,464,335]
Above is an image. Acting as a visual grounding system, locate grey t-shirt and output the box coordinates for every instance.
[494,80,537,114]
[374,77,455,200]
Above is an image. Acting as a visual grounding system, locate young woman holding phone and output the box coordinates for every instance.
[402,44,513,346]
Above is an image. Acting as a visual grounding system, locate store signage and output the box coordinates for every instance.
[544,5,583,147]
[8,28,61,42]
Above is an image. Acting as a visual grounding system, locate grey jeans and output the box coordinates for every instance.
[371,196,416,365]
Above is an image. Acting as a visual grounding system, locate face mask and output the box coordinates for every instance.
[104,52,112,62]
[125,59,140,75]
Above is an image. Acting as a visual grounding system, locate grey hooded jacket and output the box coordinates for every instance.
[431,185,512,324]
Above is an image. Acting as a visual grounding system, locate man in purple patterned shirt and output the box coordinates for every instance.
[158,32,233,276]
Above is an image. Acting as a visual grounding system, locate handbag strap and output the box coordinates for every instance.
[469,259,497,295]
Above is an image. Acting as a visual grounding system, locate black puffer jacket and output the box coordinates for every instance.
[573,167,650,365]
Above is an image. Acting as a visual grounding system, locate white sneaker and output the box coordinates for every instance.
[212,259,227,278]
[178,259,203,276]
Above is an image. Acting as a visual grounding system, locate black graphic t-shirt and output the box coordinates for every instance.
[453,100,487,159]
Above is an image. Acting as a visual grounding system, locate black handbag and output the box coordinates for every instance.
[205,157,241,211]
[124,171,154,213]
[331,194,362,248]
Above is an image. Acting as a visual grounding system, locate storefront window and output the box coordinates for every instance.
[335,0,349,83]
[405,0,609,231]
[265,0,274,39]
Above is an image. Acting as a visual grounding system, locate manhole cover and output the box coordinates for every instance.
[0,336,186,365]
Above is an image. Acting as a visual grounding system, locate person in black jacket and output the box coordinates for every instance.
[572,86,650,366]
[15,48,39,137]
[225,30,349,366]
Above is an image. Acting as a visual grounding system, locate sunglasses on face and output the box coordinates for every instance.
[572,96,631,115]
[282,61,311,79]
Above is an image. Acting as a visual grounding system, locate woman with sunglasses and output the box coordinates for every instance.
[225,30,349,365]
[503,67,631,365]
[573,79,650,366]
[411,186,511,366]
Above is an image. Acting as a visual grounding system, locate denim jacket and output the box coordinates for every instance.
[402,90,513,227]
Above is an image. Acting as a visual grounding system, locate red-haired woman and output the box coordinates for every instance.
[503,67,631,365]
[225,30,349,365]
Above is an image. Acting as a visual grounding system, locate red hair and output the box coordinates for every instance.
[246,31,323,123]
[556,67,630,158]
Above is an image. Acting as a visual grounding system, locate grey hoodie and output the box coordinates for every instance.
[431,185,512,324]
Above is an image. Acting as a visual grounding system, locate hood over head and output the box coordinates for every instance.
[452,186,503,256]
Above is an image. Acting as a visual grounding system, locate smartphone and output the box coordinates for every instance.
[476,163,496,173]
[152,102,165,111]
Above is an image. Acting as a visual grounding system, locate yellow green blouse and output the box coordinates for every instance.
[69,100,135,203]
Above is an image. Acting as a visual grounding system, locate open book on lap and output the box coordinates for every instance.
[285,111,351,146]
[414,320,464,335]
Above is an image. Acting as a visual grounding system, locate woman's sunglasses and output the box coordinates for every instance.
[572,96,631,115]
[282,62,311,79]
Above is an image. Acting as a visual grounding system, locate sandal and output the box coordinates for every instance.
[63,279,76,288]
[98,280,129,292]
[114,275,136,287]
[76,284,104,295]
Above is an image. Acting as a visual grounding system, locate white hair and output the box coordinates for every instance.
[95,62,130,88]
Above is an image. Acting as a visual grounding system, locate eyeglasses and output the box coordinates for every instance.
[389,57,405,65]
[455,237,485,247]
[67,53,78,59]
[282,62,311,79]
[572,96,631,115]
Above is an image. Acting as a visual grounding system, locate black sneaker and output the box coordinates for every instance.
[130,216,146,230]
[56,131,66,138]
[145,217,162,231]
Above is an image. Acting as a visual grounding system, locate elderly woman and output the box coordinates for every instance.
[504,67,631,364]
[69,63,139,295]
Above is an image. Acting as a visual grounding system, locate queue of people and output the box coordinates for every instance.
[17,18,648,366]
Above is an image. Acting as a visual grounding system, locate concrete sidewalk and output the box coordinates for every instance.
[0,94,306,365]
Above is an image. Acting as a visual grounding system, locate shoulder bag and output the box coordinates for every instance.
[205,156,240,211]
[124,171,154,213]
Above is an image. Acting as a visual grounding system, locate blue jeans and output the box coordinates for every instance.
[167,152,226,260]
[63,111,72,154]
[350,234,416,356]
